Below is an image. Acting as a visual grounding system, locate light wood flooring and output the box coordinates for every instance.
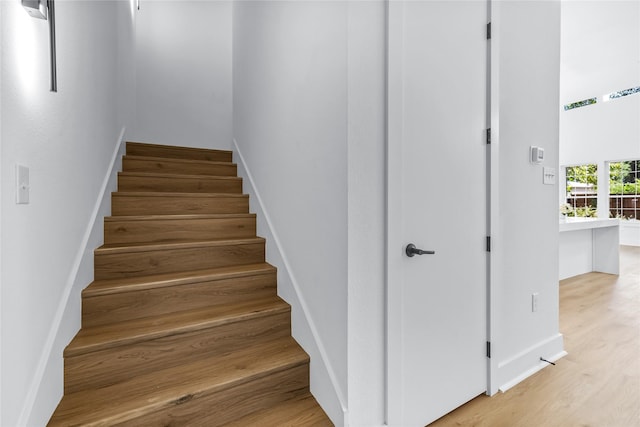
[430,245,640,427]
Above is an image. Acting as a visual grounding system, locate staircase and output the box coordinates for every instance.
[48,142,332,426]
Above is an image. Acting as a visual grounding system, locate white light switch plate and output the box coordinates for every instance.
[543,167,556,185]
[16,164,30,204]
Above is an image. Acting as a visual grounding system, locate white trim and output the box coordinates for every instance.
[384,0,405,423]
[499,350,568,393]
[487,0,502,396]
[496,333,566,393]
[0,3,4,422]
[232,138,348,421]
[18,128,126,426]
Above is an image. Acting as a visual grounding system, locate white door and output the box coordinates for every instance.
[387,1,489,426]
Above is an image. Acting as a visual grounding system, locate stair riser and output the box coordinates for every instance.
[83,272,277,328]
[118,364,309,427]
[111,194,249,216]
[104,216,256,245]
[118,174,243,194]
[123,157,237,177]
[94,243,265,280]
[127,143,232,162]
[65,311,292,394]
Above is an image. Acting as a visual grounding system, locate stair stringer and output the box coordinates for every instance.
[19,129,127,427]
[233,138,347,427]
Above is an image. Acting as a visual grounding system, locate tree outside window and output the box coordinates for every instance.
[565,164,598,217]
[609,160,639,220]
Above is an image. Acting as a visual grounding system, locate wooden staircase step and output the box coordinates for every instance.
[126,141,233,162]
[49,337,309,426]
[84,263,275,297]
[123,155,238,176]
[118,172,243,194]
[226,393,334,426]
[94,238,265,280]
[111,191,249,215]
[104,213,256,244]
[64,297,291,393]
[66,296,289,357]
[49,142,331,425]
[82,263,276,327]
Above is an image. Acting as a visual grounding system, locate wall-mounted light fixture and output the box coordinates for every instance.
[21,0,57,92]
[22,0,47,19]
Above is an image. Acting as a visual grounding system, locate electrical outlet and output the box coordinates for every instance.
[532,293,539,312]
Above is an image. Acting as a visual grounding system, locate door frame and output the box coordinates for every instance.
[385,0,500,423]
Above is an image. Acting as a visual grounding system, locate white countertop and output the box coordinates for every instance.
[559,217,620,232]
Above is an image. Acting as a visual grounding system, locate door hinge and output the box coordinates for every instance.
[486,236,491,252]
[487,22,492,40]
[486,128,491,145]
[486,341,491,358]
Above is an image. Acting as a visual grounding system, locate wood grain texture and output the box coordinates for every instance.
[111,192,249,215]
[120,364,311,427]
[66,306,292,393]
[429,245,640,427]
[123,155,237,176]
[67,296,289,356]
[83,263,276,298]
[226,393,333,426]
[117,172,243,194]
[94,238,265,279]
[82,268,276,327]
[49,142,330,425]
[126,141,233,162]
[49,337,308,426]
[104,213,256,244]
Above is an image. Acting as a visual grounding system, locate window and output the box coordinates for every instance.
[565,164,598,217]
[609,160,639,220]
[563,97,597,111]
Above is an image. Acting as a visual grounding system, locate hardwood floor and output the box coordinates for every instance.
[430,245,640,427]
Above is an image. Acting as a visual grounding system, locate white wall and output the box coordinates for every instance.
[560,1,640,245]
[131,0,232,149]
[346,2,387,425]
[0,1,135,425]
[232,2,349,423]
[560,1,640,166]
[489,0,565,393]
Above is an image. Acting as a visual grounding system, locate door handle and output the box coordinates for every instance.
[405,243,435,257]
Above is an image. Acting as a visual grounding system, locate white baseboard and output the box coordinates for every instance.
[19,129,127,427]
[497,333,566,393]
[232,138,347,426]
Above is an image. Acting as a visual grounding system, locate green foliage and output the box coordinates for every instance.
[566,164,598,187]
[609,181,640,195]
[564,98,597,111]
[609,162,631,183]
[566,206,597,218]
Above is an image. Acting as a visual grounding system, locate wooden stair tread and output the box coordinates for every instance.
[50,336,308,426]
[65,296,289,357]
[84,263,274,297]
[118,171,241,181]
[49,142,328,425]
[113,191,248,198]
[96,237,265,254]
[124,154,237,167]
[226,393,333,426]
[127,141,233,162]
[104,213,255,222]
[122,155,238,177]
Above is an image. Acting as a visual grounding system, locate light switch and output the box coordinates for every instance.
[16,164,30,204]
[543,167,556,185]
